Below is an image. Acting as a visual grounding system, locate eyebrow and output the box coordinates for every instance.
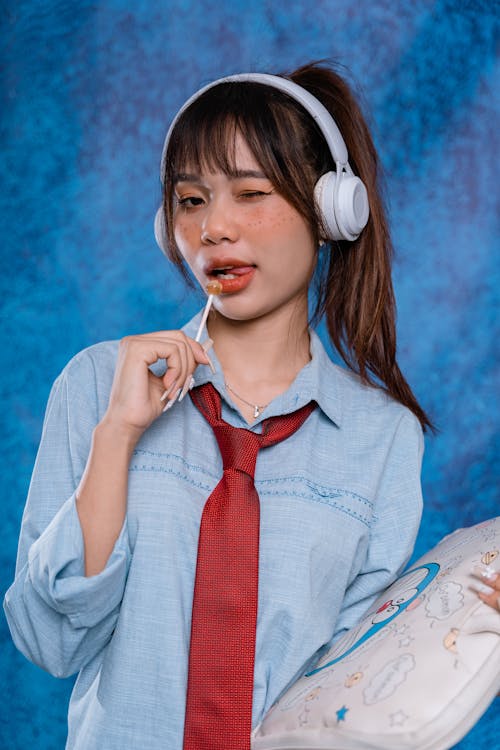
[174,169,268,184]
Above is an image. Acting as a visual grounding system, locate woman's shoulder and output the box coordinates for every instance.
[327,360,423,440]
[60,340,120,382]
[48,340,121,417]
[310,330,422,439]
[35,341,122,434]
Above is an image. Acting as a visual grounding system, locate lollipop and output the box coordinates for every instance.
[194,280,222,342]
[206,279,223,296]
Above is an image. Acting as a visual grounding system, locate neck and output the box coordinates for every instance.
[206,303,311,390]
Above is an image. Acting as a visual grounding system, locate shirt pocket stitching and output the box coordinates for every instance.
[258,477,373,527]
[129,449,217,490]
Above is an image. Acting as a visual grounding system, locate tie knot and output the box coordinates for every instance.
[190,383,316,479]
[213,425,261,476]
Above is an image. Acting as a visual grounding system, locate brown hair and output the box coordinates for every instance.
[161,61,434,432]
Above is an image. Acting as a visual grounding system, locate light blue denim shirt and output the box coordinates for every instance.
[4,311,424,749]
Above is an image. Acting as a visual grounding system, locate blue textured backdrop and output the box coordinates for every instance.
[1,1,498,748]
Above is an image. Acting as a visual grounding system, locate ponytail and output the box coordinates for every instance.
[290,62,434,432]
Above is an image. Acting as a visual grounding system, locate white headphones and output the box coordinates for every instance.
[154,73,369,254]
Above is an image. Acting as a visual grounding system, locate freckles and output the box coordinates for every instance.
[272,206,298,228]
[246,206,290,229]
[245,207,265,228]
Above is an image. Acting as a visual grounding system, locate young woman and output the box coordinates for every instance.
[8,61,494,750]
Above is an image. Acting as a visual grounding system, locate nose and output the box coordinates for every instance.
[201,196,239,245]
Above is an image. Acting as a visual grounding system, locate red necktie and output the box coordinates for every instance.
[183,383,316,750]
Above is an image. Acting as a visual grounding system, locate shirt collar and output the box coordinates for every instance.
[182,310,343,428]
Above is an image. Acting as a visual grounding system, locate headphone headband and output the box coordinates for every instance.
[159,73,349,180]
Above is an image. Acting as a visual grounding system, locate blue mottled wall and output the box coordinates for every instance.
[1,1,498,748]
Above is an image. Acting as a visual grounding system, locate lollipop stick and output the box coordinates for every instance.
[195,294,214,342]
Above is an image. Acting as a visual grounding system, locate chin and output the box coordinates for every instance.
[217,298,305,327]
[212,296,273,322]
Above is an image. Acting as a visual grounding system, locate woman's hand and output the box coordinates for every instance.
[76,331,213,576]
[102,331,213,442]
[471,563,500,613]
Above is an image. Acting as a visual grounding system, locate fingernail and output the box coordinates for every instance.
[206,355,216,374]
[471,564,498,582]
[160,382,177,402]
[162,388,181,412]
[470,581,495,596]
[200,339,216,373]
[188,376,195,390]
[178,376,192,402]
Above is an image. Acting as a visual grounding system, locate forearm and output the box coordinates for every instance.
[76,418,139,577]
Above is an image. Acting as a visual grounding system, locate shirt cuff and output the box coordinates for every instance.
[28,495,131,628]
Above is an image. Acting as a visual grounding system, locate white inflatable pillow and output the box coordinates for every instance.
[252,518,500,750]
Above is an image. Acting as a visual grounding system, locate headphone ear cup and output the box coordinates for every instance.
[154,206,169,256]
[337,173,369,241]
[314,171,369,242]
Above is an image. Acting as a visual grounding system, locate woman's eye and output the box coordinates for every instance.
[240,190,271,199]
[177,196,204,208]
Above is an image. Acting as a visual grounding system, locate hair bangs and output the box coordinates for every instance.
[168,110,241,178]
[165,82,297,182]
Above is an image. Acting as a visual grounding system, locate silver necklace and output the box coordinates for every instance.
[225,381,270,418]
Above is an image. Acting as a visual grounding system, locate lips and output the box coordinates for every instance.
[204,257,256,294]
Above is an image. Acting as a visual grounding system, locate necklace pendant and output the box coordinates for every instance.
[254,405,260,418]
